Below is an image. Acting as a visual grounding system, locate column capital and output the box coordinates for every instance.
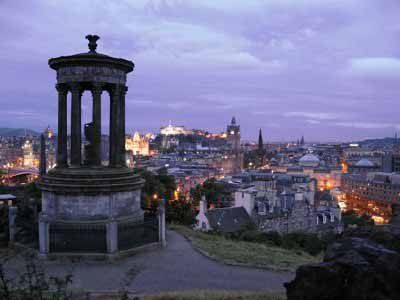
[68,82,83,94]
[55,83,68,94]
[91,82,104,96]
[108,84,127,97]
[121,85,128,95]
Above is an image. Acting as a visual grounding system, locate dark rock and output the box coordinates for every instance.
[285,234,400,300]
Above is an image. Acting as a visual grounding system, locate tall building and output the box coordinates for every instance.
[382,152,400,173]
[226,117,240,151]
[226,117,242,173]
[44,125,54,139]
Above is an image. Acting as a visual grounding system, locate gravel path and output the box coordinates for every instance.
[18,230,293,293]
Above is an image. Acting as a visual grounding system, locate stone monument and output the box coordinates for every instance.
[37,35,145,257]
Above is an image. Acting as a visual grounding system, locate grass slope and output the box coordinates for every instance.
[143,289,286,300]
[170,224,320,272]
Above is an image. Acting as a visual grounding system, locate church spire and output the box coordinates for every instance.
[258,128,263,153]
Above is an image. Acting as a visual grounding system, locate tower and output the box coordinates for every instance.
[258,128,264,166]
[226,117,240,151]
[37,35,144,257]
[258,128,263,154]
[226,117,242,172]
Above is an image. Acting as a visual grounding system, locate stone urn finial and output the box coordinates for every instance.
[85,34,100,53]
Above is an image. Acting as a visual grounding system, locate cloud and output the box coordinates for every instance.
[284,112,343,120]
[345,57,400,79]
[0,0,400,141]
[335,122,400,129]
[306,119,321,125]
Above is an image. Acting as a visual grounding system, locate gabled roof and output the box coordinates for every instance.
[205,207,252,233]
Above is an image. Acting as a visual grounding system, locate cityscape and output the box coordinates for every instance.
[1,1,400,300]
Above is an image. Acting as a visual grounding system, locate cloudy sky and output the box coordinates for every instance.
[1,0,400,141]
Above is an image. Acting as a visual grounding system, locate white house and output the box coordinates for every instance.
[234,186,257,215]
[195,195,211,231]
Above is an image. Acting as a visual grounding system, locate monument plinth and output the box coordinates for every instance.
[37,35,145,256]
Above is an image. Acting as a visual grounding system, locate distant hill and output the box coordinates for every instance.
[0,128,40,137]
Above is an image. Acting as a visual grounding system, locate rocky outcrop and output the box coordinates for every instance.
[285,227,400,300]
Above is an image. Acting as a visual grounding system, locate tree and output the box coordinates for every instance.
[190,178,229,208]
[166,200,196,225]
[342,210,375,228]
[133,168,176,212]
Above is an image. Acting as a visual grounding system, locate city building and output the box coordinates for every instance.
[160,122,192,136]
[341,172,400,223]
[125,131,150,156]
[226,116,240,151]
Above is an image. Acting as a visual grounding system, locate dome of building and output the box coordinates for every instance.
[299,153,320,167]
[355,158,374,167]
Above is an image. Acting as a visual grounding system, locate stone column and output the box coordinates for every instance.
[91,83,103,166]
[8,206,17,243]
[119,86,127,166]
[56,84,68,167]
[38,213,50,257]
[40,134,46,176]
[106,218,118,255]
[109,85,121,167]
[70,83,82,167]
[158,199,166,248]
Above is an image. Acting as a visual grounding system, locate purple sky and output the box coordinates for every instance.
[1,0,400,142]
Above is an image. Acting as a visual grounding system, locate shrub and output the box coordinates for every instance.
[281,232,325,256]
[261,231,283,246]
[166,201,196,225]
[239,230,269,243]
[342,210,374,228]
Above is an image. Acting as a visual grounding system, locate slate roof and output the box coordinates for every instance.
[205,207,252,233]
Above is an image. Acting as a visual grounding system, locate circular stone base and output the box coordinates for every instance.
[38,167,144,193]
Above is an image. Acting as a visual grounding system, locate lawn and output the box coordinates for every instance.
[143,289,286,300]
[86,290,286,300]
[170,224,321,272]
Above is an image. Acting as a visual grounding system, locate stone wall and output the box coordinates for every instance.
[42,190,141,220]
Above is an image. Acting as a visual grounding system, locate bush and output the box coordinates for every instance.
[281,232,325,256]
[264,231,283,246]
[239,230,270,243]
[166,201,196,225]
[342,210,374,228]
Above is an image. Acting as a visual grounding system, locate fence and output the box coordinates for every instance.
[48,216,159,253]
[118,217,159,251]
[49,222,107,253]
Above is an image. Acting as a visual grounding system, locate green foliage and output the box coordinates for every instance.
[190,178,230,207]
[134,168,176,211]
[228,228,327,256]
[369,226,400,253]
[342,210,375,228]
[281,233,326,256]
[166,200,196,225]
[170,224,320,272]
[25,183,41,200]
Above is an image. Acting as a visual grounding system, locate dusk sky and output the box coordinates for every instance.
[1,0,400,142]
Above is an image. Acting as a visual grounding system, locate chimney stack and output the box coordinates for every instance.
[200,194,207,215]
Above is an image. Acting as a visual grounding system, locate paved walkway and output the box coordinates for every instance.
[12,231,293,293]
